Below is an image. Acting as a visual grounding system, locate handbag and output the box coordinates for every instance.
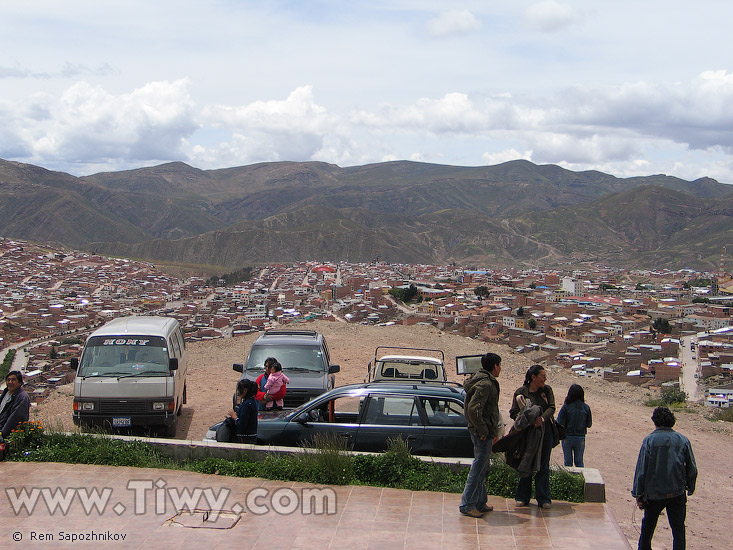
[215,417,236,443]
[550,418,565,448]
[556,421,567,440]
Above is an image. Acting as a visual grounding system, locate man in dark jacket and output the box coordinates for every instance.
[459,352,501,518]
[0,371,31,438]
[632,407,697,550]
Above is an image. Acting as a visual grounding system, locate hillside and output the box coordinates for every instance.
[1,158,732,269]
[32,321,733,550]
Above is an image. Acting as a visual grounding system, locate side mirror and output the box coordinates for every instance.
[296,412,309,424]
[70,358,79,371]
[233,363,244,373]
[329,364,340,374]
[168,358,179,371]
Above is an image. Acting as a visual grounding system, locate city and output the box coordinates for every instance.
[1,237,732,411]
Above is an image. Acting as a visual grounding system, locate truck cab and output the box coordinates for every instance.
[365,347,446,383]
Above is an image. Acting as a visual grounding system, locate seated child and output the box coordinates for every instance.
[264,361,290,409]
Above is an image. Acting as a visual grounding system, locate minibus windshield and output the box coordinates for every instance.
[78,336,169,377]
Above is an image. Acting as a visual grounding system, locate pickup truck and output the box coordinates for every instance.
[364,346,446,383]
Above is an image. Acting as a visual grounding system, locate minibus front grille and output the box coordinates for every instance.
[100,401,148,414]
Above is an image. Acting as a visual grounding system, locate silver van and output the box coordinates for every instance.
[233,329,339,408]
[71,316,187,437]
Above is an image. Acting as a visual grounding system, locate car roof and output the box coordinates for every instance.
[89,316,179,338]
[253,330,324,346]
[327,381,464,398]
[377,355,443,365]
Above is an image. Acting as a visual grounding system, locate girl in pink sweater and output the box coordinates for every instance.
[264,361,290,409]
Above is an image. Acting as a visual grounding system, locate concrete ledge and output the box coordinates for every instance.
[58,433,605,502]
[566,466,606,503]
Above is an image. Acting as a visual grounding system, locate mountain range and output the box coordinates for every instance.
[1,158,731,271]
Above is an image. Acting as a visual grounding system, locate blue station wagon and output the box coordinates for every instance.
[253,382,472,457]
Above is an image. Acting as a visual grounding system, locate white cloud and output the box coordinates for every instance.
[527,133,640,164]
[555,71,733,151]
[524,1,580,32]
[195,86,340,166]
[0,62,115,80]
[351,93,534,134]
[483,149,533,165]
[2,79,199,166]
[202,86,331,133]
[426,10,481,38]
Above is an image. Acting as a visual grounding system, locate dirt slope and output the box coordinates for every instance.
[33,321,731,550]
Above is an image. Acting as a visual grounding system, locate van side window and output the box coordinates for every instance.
[172,330,183,357]
[170,334,182,359]
[323,340,331,365]
[177,329,186,350]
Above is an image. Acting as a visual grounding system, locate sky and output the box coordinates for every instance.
[2,1,733,183]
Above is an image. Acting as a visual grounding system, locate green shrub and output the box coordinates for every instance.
[297,433,354,485]
[486,457,519,498]
[6,431,585,502]
[713,407,733,422]
[661,387,687,405]
[646,387,687,407]
[0,349,16,379]
[5,420,45,458]
[551,467,586,502]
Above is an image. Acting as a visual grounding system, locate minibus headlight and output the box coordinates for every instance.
[152,401,174,411]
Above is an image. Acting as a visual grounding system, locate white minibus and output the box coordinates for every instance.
[71,316,187,437]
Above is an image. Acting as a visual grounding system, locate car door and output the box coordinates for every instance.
[276,393,363,448]
[355,394,425,454]
[420,397,472,457]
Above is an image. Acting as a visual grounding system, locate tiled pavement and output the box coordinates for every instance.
[0,461,632,549]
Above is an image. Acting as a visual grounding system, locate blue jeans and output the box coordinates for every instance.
[516,425,553,505]
[639,494,686,550]
[460,433,493,512]
[561,435,586,467]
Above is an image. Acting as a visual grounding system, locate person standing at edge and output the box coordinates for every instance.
[510,364,556,509]
[557,383,592,467]
[0,371,31,438]
[632,407,697,550]
[459,352,502,518]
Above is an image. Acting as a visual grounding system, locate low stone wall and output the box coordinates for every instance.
[60,433,606,502]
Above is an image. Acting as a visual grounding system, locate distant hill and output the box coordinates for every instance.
[1,158,731,269]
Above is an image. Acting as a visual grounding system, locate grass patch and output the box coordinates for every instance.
[645,387,688,408]
[5,427,585,502]
[711,407,733,422]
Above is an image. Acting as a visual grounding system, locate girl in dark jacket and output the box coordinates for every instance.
[557,384,592,467]
[229,379,259,444]
[510,365,555,509]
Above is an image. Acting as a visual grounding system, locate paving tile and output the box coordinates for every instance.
[0,462,632,550]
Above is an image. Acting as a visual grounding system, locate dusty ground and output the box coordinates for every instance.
[34,321,731,550]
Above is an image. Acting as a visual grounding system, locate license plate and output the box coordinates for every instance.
[112,417,132,427]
